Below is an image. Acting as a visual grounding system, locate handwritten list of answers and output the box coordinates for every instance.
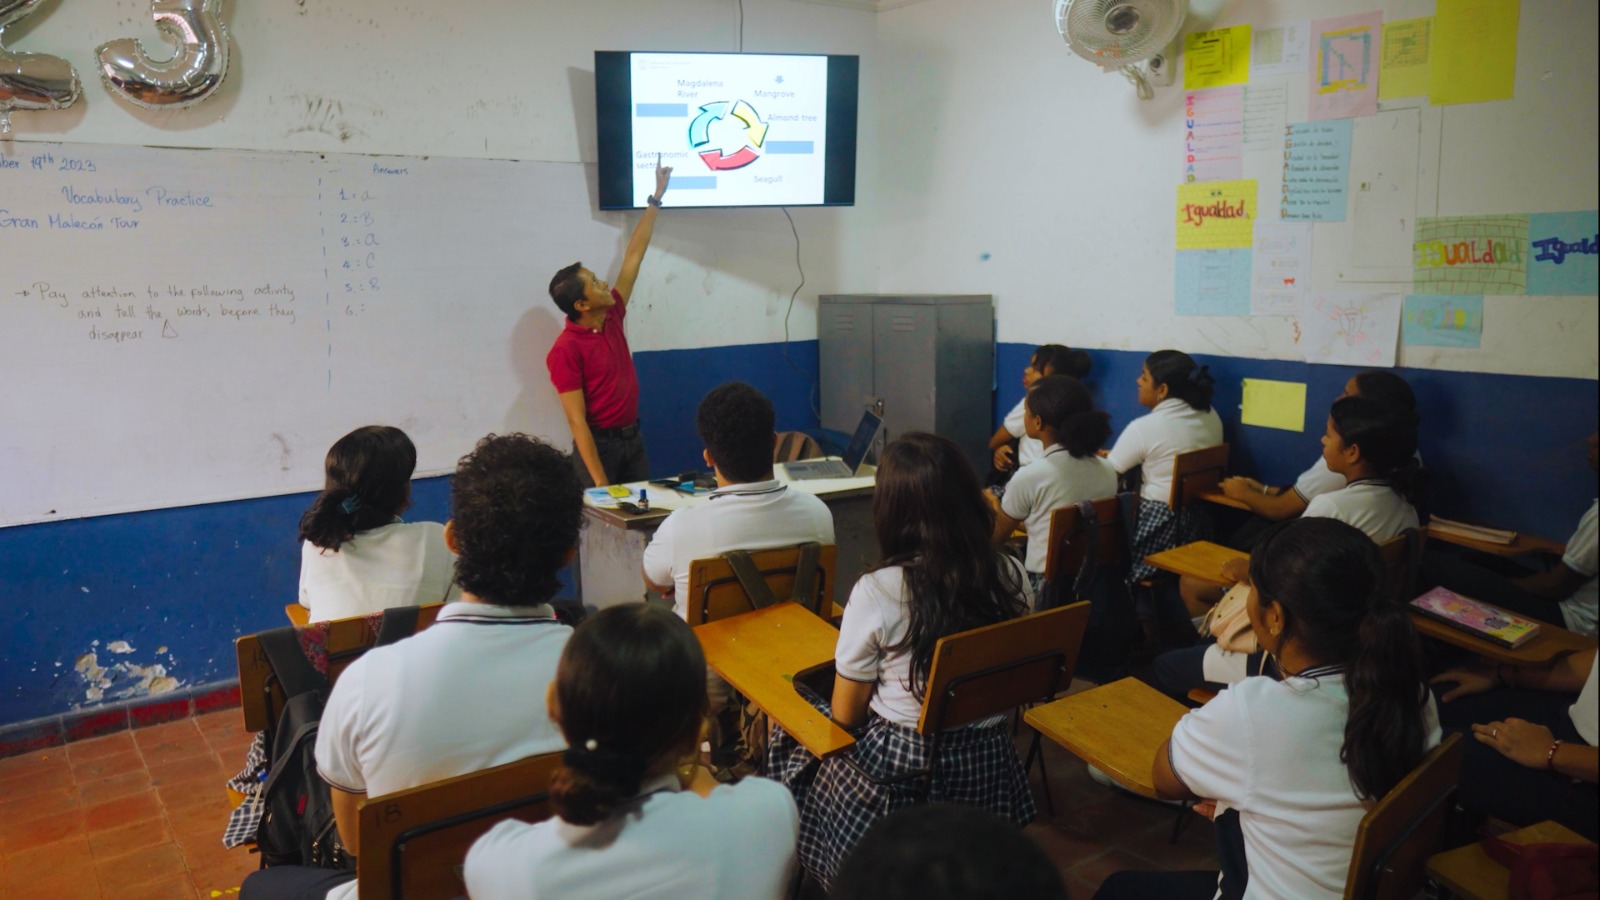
[1281,120,1352,223]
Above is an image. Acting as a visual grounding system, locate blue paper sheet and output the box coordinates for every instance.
[1526,211,1599,296]
[1402,294,1483,348]
[1176,248,1253,316]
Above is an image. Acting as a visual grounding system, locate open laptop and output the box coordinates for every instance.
[784,410,884,480]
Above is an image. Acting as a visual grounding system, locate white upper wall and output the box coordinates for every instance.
[875,0,1599,378]
[5,0,880,351]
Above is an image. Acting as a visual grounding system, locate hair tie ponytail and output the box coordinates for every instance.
[1188,364,1214,388]
[339,494,362,516]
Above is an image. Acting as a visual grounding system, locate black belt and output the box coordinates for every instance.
[590,422,640,440]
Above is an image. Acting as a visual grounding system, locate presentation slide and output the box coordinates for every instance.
[629,53,830,208]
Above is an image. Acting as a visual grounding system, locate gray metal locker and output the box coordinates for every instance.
[818,295,994,472]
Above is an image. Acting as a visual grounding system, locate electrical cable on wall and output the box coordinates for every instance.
[737,0,744,52]
[780,207,823,423]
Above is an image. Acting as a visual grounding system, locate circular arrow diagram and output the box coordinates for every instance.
[688,100,769,171]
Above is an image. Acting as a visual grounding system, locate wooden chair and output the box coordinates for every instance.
[285,603,310,626]
[846,603,1091,815]
[1343,732,1464,900]
[1169,444,1230,512]
[1378,528,1427,605]
[684,543,837,626]
[775,431,824,463]
[235,603,445,733]
[1041,497,1128,589]
[355,751,563,900]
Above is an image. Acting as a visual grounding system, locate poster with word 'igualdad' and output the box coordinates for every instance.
[1413,215,1529,295]
[1176,179,1257,250]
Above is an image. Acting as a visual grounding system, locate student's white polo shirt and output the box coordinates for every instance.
[1571,653,1598,745]
[298,520,459,623]
[464,773,799,900]
[1302,478,1419,542]
[1003,397,1047,468]
[1106,398,1224,504]
[1000,447,1118,574]
[641,480,835,620]
[1560,500,1598,635]
[1292,458,1347,503]
[1168,670,1441,900]
[315,601,570,900]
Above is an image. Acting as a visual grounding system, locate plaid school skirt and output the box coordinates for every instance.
[1126,497,1214,584]
[767,688,1036,889]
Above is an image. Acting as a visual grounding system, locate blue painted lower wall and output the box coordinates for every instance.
[1,335,1592,729]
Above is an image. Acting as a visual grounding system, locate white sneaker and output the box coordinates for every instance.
[1086,764,1185,806]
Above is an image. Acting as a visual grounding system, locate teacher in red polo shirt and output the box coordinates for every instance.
[545,160,673,487]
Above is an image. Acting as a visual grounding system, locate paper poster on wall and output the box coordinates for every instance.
[1430,0,1520,105]
[1526,210,1599,296]
[1241,378,1308,432]
[1250,20,1310,78]
[1379,17,1432,100]
[1184,87,1243,183]
[1413,215,1529,294]
[1176,179,1257,250]
[1281,120,1352,222]
[1176,249,1253,316]
[1241,84,1289,152]
[1310,12,1382,120]
[1251,223,1313,315]
[1402,295,1484,348]
[1299,293,1402,367]
[1184,25,1252,90]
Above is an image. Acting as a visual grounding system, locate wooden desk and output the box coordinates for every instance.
[694,601,855,760]
[1024,677,1187,799]
[1144,541,1248,585]
[1410,607,1597,667]
[1426,527,1567,559]
[1198,490,1251,512]
[1426,820,1594,900]
[578,468,878,613]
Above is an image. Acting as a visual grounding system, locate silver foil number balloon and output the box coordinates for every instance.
[96,0,229,110]
[0,0,82,136]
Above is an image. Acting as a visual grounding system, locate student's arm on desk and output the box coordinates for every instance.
[830,676,873,731]
[989,425,1017,472]
[1152,738,1200,802]
[559,390,608,487]
[331,786,362,852]
[991,508,1024,546]
[1433,648,1596,702]
[1512,563,1589,601]
[1219,477,1308,521]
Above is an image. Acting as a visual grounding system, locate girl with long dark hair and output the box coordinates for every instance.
[1097,517,1440,900]
[768,432,1036,889]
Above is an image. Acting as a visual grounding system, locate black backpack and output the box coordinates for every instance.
[253,606,420,869]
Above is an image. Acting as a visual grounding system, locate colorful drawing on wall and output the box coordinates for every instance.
[1430,0,1520,105]
[1281,120,1353,222]
[1309,12,1382,120]
[1175,248,1253,316]
[1379,17,1432,100]
[1403,294,1484,348]
[1413,215,1529,295]
[1184,87,1243,183]
[1526,210,1599,296]
[1299,292,1402,367]
[1250,20,1309,77]
[1251,222,1313,315]
[1241,378,1308,432]
[1176,179,1256,250]
[1184,25,1252,90]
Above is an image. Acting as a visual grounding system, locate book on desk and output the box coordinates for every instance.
[1428,516,1518,546]
[1411,586,1542,648]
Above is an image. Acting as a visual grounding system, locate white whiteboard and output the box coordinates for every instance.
[0,142,617,527]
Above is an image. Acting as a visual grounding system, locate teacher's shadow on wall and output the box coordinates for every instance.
[505,304,568,438]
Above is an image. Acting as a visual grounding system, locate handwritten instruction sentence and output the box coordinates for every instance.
[19,281,304,343]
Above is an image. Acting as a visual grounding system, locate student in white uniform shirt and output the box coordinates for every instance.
[987,344,1091,485]
[1106,350,1223,586]
[241,434,582,900]
[1433,646,1599,840]
[642,381,835,621]
[1096,518,1441,900]
[297,425,459,623]
[990,375,1117,593]
[465,604,799,900]
[1423,431,1599,635]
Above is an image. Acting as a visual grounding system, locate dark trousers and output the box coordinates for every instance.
[1434,683,1598,840]
[573,428,649,487]
[1094,809,1247,899]
[240,867,356,900]
[1421,550,1568,628]
[1150,639,1272,703]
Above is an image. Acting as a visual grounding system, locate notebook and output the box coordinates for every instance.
[784,411,884,481]
[1410,586,1543,648]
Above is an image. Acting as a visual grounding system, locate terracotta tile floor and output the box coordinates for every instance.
[1,704,1216,898]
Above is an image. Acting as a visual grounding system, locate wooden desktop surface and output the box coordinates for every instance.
[1144,541,1248,585]
[1410,606,1597,667]
[1198,490,1251,511]
[1024,678,1187,799]
[1426,820,1594,900]
[694,602,855,759]
[1426,527,1567,559]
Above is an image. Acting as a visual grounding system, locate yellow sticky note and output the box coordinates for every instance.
[1380,18,1432,100]
[1184,25,1252,90]
[605,485,633,498]
[1176,179,1258,250]
[1429,0,1519,105]
[1241,379,1307,432]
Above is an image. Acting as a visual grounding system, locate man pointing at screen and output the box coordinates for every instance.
[545,159,672,487]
